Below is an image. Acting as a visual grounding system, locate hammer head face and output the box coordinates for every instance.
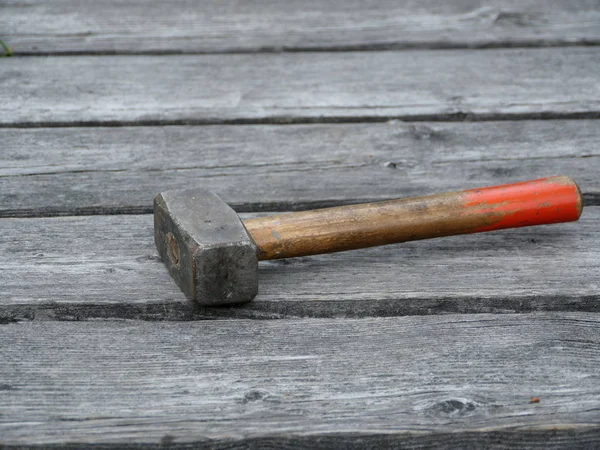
[154,190,258,306]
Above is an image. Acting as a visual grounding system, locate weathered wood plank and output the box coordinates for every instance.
[2,48,600,127]
[1,208,598,321]
[2,0,600,54]
[1,120,599,217]
[1,314,599,446]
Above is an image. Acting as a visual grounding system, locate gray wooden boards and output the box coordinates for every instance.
[2,47,600,127]
[1,313,599,447]
[2,0,600,54]
[1,208,598,321]
[1,120,599,218]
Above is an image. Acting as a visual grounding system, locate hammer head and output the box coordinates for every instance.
[154,190,258,306]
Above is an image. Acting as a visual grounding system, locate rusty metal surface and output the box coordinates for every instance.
[154,190,258,306]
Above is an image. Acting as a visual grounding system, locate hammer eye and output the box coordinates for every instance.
[166,232,180,268]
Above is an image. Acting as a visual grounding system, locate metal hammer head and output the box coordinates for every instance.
[154,190,258,306]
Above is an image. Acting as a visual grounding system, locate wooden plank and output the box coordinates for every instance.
[1,48,600,127]
[2,0,600,54]
[1,314,599,446]
[1,120,599,217]
[1,209,598,321]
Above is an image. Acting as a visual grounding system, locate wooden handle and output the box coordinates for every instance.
[243,176,583,260]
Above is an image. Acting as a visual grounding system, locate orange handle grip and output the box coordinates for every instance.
[461,176,582,233]
[244,176,583,260]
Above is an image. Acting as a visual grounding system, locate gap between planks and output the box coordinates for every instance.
[2,111,600,129]
[6,40,600,57]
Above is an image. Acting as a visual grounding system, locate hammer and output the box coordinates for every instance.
[154,176,582,306]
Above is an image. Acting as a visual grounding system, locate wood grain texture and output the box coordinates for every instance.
[0,209,598,321]
[2,0,600,54]
[2,48,600,127]
[1,314,599,446]
[1,120,599,217]
[244,176,583,260]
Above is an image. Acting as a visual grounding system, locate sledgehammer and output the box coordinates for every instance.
[154,176,582,306]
